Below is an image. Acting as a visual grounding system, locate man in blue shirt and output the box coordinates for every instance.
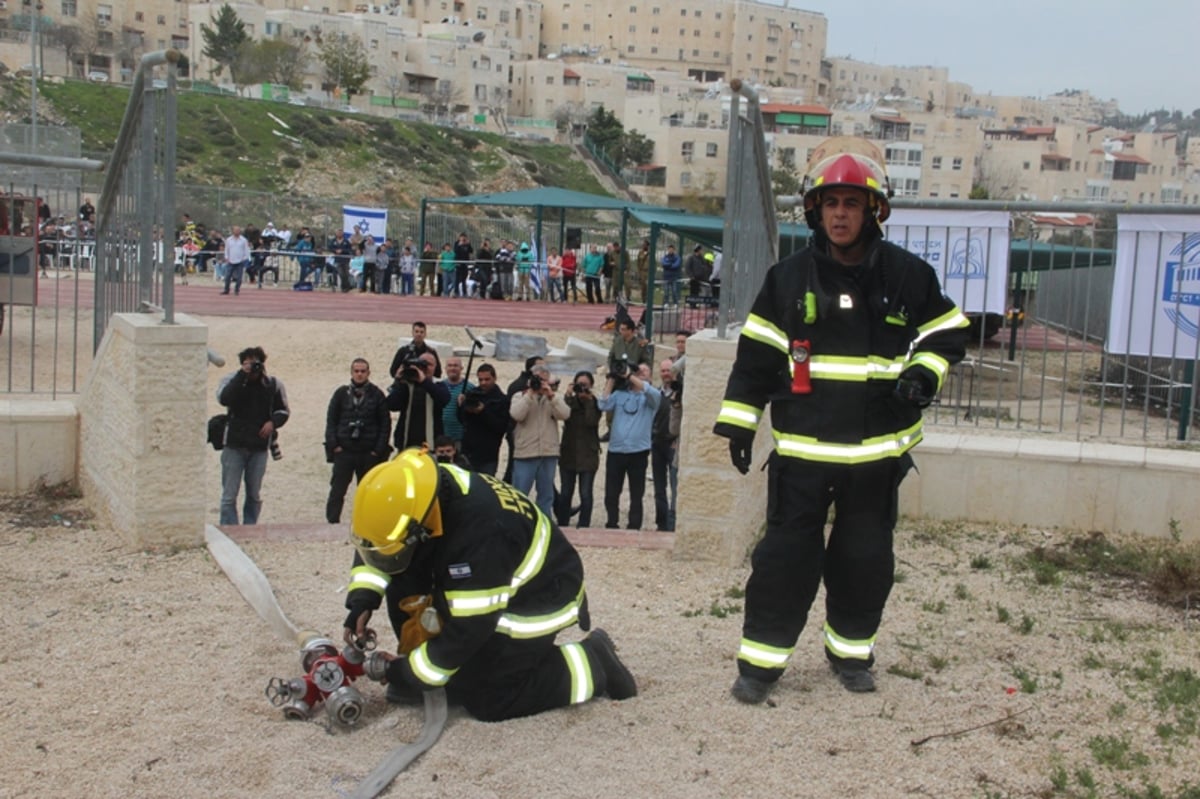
[596,363,661,530]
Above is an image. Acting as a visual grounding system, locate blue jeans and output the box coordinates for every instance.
[401,273,415,295]
[512,456,557,518]
[662,274,681,305]
[223,260,247,293]
[220,447,268,525]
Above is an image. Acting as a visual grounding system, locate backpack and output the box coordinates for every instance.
[489,280,504,300]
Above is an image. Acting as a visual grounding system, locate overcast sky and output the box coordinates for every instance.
[763,0,1199,114]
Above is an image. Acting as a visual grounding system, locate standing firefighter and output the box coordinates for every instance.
[343,449,637,721]
[713,138,969,704]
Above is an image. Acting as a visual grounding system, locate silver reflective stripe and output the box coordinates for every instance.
[562,642,594,704]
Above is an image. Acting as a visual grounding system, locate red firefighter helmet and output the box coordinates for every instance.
[801,137,893,226]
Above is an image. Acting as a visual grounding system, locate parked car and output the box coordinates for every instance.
[87,71,109,83]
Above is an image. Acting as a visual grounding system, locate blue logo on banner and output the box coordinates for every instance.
[1162,233,1200,339]
[946,237,986,278]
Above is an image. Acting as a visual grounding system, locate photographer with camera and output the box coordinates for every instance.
[216,346,290,526]
[324,358,391,524]
[510,364,571,517]
[557,371,601,528]
[388,321,442,380]
[387,353,450,452]
[597,363,660,530]
[652,359,683,532]
[602,318,653,441]
[456,363,509,476]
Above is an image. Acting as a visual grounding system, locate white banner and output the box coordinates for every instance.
[342,205,388,241]
[883,209,1010,315]
[1107,214,1200,358]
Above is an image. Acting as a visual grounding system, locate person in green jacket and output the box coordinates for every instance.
[438,242,457,296]
[583,244,605,304]
[515,241,535,301]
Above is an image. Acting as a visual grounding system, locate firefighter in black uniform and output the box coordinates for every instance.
[342,448,637,721]
[713,137,969,704]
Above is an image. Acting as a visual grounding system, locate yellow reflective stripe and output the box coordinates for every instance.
[823,622,876,661]
[495,584,586,639]
[445,585,511,617]
[807,355,905,381]
[408,642,457,686]
[741,314,789,354]
[439,462,471,493]
[511,511,551,590]
[908,351,951,383]
[773,419,923,464]
[348,565,389,596]
[561,642,595,704]
[737,638,793,670]
[914,307,970,346]
[717,401,761,430]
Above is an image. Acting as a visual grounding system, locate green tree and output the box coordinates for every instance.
[318,32,371,98]
[586,105,624,154]
[622,129,654,167]
[253,39,308,90]
[200,4,249,84]
[969,184,990,200]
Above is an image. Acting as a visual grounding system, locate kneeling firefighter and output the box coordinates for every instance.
[713,137,969,704]
[343,448,637,721]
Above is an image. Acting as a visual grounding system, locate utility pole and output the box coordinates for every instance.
[30,1,42,151]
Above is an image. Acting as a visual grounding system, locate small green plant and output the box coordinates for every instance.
[894,570,908,584]
[927,654,949,672]
[886,663,923,681]
[1018,615,1036,635]
[953,583,971,600]
[724,586,745,599]
[969,554,993,570]
[996,605,1012,623]
[921,599,947,614]
[1107,702,1127,720]
[1087,733,1149,770]
[1012,666,1039,694]
[1049,764,1069,791]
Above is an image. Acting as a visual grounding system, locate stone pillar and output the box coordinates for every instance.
[673,327,772,566]
[79,312,208,549]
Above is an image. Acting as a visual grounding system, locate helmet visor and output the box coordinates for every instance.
[351,512,420,574]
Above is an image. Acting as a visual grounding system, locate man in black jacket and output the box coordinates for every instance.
[324,358,392,523]
[387,353,450,451]
[217,346,290,525]
[456,363,509,476]
[388,321,442,379]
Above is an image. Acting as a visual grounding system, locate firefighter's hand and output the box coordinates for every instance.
[895,370,934,408]
[728,435,753,475]
[343,607,373,647]
[385,653,438,692]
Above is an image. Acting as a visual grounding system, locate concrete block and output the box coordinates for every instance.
[493,330,548,362]
[0,399,79,492]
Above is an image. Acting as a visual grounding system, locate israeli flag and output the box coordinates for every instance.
[342,205,388,240]
[528,228,543,297]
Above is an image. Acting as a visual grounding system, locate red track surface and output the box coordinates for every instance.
[37,274,618,330]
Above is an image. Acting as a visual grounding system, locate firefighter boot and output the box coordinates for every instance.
[831,663,876,693]
[583,628,638,699]
[730,675,773,705]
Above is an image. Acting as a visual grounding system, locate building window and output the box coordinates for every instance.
[546,75,554,84]
[562,23,569,30]
[630,4,637,11]
[499,9,509,22]
[931,156,942,170]
[650,46,658,54]
[652,6,660,14]
[476,7,487,19]
[583,23,591,31]
[706,142,718,157]
[680,171,692,187]
[61,0,77,16]
[475,84,488,101]
[134,11,144,22]
[651,26,658,34]
[630,24,636,32]
[681,141,694,159]
[1023,161,1031,170]
[951,157,963,171]
[157,14,166,24]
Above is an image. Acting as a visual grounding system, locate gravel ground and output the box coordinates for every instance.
[2,316,1198,799]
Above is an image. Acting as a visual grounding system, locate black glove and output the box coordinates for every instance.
[728,433,753,475]
[895,370,934,408]
[343,606,373,645]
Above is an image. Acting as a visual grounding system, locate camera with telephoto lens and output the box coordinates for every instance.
[572,382,590,395]
[399,356,424,383]
[611,355,631,380]
[463,387,486,411]
[528,374,544,391]
[250,360,265,374]
[347,419,364,441]
[270,436,283,461]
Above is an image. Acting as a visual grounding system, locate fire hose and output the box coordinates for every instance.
[204,525,447,797]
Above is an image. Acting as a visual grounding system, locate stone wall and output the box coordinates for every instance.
[0,399,78,492]
[78,312,209,549]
